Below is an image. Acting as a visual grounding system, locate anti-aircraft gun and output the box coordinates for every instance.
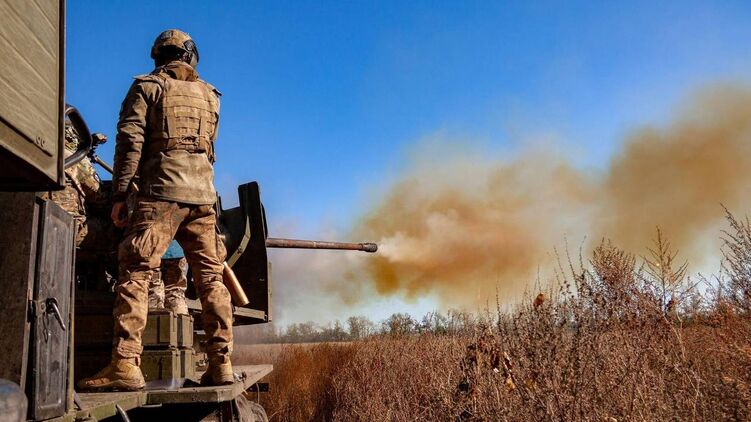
[216,181,377,323]
[0,2,377,420]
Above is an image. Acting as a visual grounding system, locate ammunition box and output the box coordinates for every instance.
[180,349,197,380]
[142,310,194,349]
[76,311,194,349]
[141,349,196,381]
[178,313,195,348]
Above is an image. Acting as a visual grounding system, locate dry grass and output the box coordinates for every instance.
[234,218,751,421]
[236,312,751,421]
[235,342,360,421]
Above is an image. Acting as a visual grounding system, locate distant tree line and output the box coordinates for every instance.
[240,310,478,344]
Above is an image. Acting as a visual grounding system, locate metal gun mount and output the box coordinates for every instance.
[62,110,376,327]
[217,182,377,325]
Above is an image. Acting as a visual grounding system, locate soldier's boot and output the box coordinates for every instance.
[200,356,234,386]
[164,293,189,315]
[77,357,145,391]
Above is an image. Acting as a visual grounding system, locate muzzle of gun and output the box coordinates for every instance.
[222,238,377,307]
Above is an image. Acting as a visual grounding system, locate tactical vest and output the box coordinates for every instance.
[142,74,219,162]
[132,72,221,205]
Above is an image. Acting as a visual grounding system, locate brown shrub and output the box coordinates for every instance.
[234,342,360,421]
[235,221,751,421]
[238,316,751,421]
[332,335,468,421]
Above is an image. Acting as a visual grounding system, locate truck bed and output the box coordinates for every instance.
[53,364,272,421]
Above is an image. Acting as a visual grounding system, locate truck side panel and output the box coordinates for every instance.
[0,0,64,190]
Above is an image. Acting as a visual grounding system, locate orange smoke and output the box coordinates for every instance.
[355,85,751,306]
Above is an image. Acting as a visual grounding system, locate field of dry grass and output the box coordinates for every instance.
[235,215,751,421]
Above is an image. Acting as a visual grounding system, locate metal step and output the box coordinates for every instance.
[59,364,272,422]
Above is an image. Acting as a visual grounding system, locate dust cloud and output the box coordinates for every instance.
[354,85,751,307]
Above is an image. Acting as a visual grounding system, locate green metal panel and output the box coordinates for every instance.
[0,0,65,190]
[145,364,273,405]
[54,365,273,421]
[28,199,75,420]
[142,310,194,349]
[0,193,38,389]
[141,349,181,382]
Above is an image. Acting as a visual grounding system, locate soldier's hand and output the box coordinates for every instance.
[111,201,128,228]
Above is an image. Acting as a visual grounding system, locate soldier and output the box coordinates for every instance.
[78,29,234,391]
[149,241,190,315]
[52,124,186,294]
[46,124,109,248]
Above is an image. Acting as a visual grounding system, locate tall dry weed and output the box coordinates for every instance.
[235,343,360,421]
[236,217,751,421]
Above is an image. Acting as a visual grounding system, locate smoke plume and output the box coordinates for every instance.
[354,85,751,307]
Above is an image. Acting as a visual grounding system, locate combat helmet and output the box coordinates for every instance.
[150,29,199,67]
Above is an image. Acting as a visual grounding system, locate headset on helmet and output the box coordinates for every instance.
[151,29,199,67]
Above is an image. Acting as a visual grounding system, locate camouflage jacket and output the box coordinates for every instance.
[47,123,104,220]
[112,61,221,205]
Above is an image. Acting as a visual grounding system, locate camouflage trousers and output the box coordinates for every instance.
[114,197,233,362]
[148,257,189,315]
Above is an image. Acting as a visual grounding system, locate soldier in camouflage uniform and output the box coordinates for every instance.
[149,241,189,315]
[46,124,109,248]
[55,123,190,303]
[78,29,234,391]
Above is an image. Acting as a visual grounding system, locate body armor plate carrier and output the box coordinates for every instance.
[144,74,219,162]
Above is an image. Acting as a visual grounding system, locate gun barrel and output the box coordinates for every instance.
[265,237,378,253]
[93,155,113,174]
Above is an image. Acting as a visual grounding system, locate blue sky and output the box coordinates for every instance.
[67,1,751,236]
[66,1,751,323]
